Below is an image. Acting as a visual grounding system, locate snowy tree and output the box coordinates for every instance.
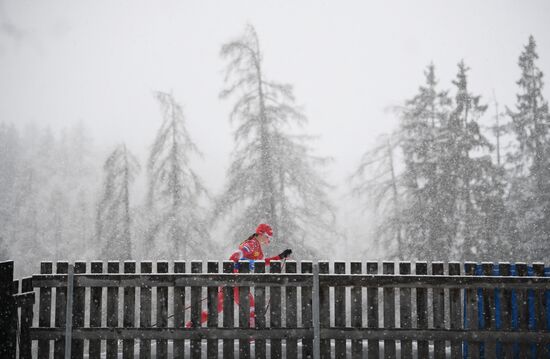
[350,133,405,259]
[0,123,20,252]
[399,63,453,260]
[447,61,508,260]
[507,35,550,259]
[96,144,140,260]
[146,91,210,259]
[215,24,338,256]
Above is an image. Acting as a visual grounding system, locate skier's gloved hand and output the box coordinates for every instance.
[278,249,292,259]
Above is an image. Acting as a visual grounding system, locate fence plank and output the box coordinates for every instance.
[318,261,330,359]
[399,262,412,358]
[300,261,313,359]
[464,262,480,359]
[54,262,68,359]
[0,261,16,359]
[255,261,267,359]
[270,261,283,359]
[140,262,152,359]
[174,261,186,359]
[367,261,379,358]
[20,277,34,359]
[71,262,86,359]
[107,261,119,359]
[286,261,298,359]
[416,261,429,358]
[516,262,530,357]
[191,261,203,359]
[123,261,136,359]
[223,261,234,359]
[156,261,169,359]
[38,261,53,358]
[383,262,396,359]
[207,261,219,359]
[448,262,463,359]
[238,261,250,359]
[498,263,513,358]
[482,262,496,357]
[351,262,362,359]
[533,263,545,357]
[432,262,445,359]
[89,261,103,359]
[334,261,346,359]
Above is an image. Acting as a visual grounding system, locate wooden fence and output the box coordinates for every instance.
[1,259,550,358]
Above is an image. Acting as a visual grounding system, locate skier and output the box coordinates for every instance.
[186,223,292,327]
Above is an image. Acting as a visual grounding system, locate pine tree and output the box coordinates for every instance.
[215,25,338,256]
[447,61,506,260]
[399,64,453,260]
[351,133,404,259]
[96,144,140,260]
[0,123,20,248]
[147,92,210,259]
[507,35,550,259]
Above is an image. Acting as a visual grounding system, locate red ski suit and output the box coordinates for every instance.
[190,237,281,327]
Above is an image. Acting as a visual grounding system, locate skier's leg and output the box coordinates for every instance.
[249,292,256,327]
[186,287,225,328]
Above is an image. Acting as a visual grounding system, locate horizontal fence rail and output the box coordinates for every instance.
[2,259,550,358]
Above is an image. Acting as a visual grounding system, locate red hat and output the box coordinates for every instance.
[256,223,273,238]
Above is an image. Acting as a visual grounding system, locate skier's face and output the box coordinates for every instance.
[258,233,271,245]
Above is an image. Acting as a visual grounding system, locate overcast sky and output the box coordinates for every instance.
[1,0,549,249]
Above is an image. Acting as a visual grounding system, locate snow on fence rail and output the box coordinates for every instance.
[1,259,550,358]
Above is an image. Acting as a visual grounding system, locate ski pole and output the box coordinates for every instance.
[151,296,209,327]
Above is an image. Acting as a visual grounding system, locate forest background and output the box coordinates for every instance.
[1,1,549,276]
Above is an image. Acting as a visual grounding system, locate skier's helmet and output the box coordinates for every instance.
[256,223,273,239]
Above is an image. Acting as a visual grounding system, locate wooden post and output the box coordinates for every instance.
[516,263,530,356]
[533,263,545,357]
[206,261,219,359]
[20,277,34,359]
[367,261,379,358]
[72,262,86,358]
[270,260,283,359]
[38,261,53,358]
[238,261,250,359]
[383,262,396,359]
[140,261,153,359]
[255,260,267,359]
[334,262,346,359]
[174,260,186,358]
[416,261,429,358]
[123,261,136,359]
[0,261,16,359]
[64,264,74,359]
[222,261,235,359]
[312,263,321,359]
[351,261,363,359]
[318,261,330,359]
[286,260,298,358]
[432,262,445,359]
[448,262,463,359]
[106,261,119,359]
[301,261,313,359]
[482,262,496,357]
[89,261,103,359]
[464,262,480,359]
[156,261,169,359]
[499,263,513,357]
[399,262,412,358]
[191,260,203,358]
[54,262,68,359]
